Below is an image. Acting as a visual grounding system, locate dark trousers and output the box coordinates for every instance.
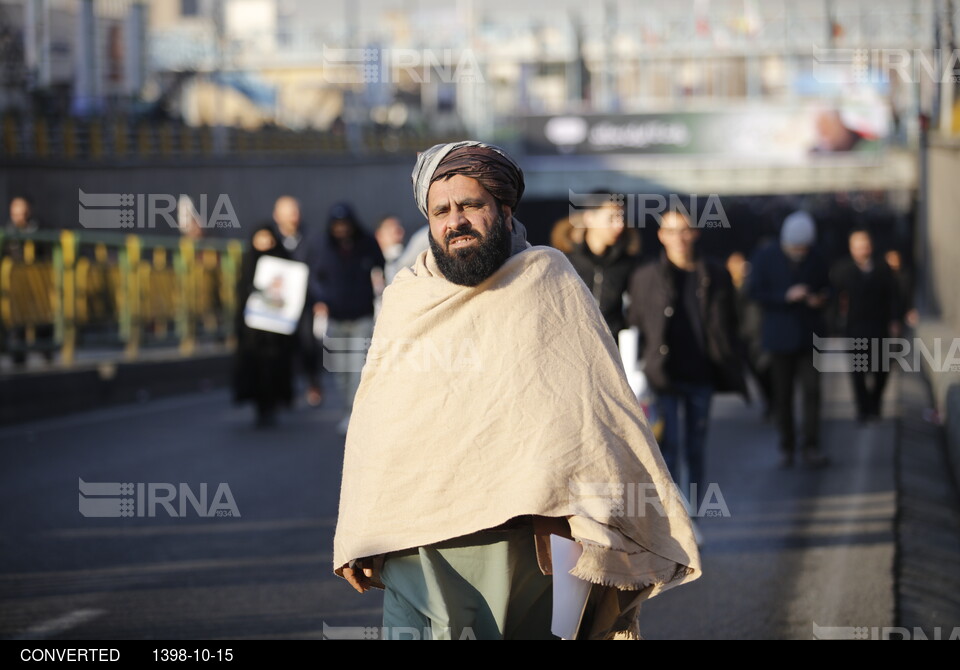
[296,308,321,389]
[771,351,821,454]
[658,383,714,510]
[745,355,774,413]
[851,370,888,419]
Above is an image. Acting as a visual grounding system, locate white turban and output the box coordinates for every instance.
[411,140,529,255]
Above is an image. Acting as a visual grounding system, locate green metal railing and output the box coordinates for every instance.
[0,229,242,365]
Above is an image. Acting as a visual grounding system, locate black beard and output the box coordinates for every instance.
[428,213,512,287]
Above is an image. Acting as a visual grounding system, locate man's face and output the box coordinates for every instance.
[783,244,810,263]
[273,198,300,235]
[885,250,902,272]
[658,212,699,260]
[849,232,873,266]
[376,217,405,249]
[726,252,748,286]
[426,174,513,286]
[330,220,353,240]
[9,198,30,228]
[583,202,625,248]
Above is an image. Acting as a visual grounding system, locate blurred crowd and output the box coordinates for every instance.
[3,190,919,482]
[550,193,917,527]
[230,196,436,431]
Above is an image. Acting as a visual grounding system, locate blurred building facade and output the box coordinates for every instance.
[0,0,954,137]
[0,0,146,115]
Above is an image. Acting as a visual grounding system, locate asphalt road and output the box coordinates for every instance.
[0,373,896,640]
[639,376,896,640]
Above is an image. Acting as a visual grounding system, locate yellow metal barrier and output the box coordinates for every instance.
[89,123,104,160]
[159,124,173,156]
[0,257,12,328]
[63,120,77,159]
[122,235,142,359]
[137,124,151,157]
[3,231,243,362]
[34,118,49,157]
[2,115,16,156]
[177,239,196,355]
[60,231,77,365]
[199,247,221,333]
[114,120,128,156]
[7,265,55,329]
[200,126,213,154]
[180,127,193,155]
[76,257,90,324]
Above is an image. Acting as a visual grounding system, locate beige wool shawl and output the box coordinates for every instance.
[333,245,701,599]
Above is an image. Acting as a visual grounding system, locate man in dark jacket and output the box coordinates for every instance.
[2,196,50,366]
[565,192,642,338]
[749,211,830,468]
[311,202,385,433]
[884,249,918,328]
[271,196,324,407]
[3,196,40,251]
[831,229,901,421]
[628,210,746,513]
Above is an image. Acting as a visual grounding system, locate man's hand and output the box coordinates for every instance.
[786,284,809,303]
[313,302,329,317]
[342,559,379,594]
[805,293,827,309]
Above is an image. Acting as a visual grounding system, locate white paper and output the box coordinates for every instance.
[618,327,643,397]
[243,256,309,335]
[550,535,592,640]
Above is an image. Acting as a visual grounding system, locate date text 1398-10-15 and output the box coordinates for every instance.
[153,649,234,662]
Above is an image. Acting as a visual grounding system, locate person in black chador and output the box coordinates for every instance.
[232,224,297,427]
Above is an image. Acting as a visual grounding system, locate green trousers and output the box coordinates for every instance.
[380,526,556,640]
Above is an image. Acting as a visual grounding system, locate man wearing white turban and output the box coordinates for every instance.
[333,141,701,639]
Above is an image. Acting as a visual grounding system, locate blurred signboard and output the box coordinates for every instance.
[524,104,890,160]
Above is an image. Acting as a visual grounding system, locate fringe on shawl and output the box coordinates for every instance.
[570,542,697,591]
